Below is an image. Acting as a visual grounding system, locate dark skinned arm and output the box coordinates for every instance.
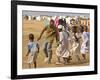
[37,27,47,41]
[26,49,30,56]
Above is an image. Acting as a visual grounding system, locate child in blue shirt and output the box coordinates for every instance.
[26,33,39,68]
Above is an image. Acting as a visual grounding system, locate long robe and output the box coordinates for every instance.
[56,31,69,58]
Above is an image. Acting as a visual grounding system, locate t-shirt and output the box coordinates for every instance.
[45,25,57,42]
[28,41,39,54]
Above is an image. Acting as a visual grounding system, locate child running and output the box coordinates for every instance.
[26,33,39,68]
[70,26,81,62]
[81,26,89,61]
[56,20,70,65]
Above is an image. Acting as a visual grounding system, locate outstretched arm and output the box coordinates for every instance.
[26,49,30,56]
[37,27,47,41]
[26,44,30,56]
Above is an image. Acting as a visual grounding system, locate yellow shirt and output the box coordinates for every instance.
[45,25,56,43]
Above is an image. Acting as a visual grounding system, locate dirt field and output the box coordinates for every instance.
[22,19,90,69]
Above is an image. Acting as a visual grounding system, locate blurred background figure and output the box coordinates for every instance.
[81,26,90,61]
[43,16,50,27]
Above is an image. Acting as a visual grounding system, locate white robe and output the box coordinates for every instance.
[56,31,69,58]
[81,31,89,54]
[70,33,82,55]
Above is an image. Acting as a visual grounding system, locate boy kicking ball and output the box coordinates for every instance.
[26,33,39,68]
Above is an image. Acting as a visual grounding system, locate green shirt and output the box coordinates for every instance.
[45,25,57,43]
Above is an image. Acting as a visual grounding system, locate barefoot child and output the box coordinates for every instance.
[70,26,81,62]
[56,21,71,65]
[26,33,39,68]
[81,26,89,61]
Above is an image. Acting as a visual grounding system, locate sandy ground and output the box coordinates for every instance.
[22,20,90,69]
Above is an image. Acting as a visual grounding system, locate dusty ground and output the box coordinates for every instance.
[22,20,90,69]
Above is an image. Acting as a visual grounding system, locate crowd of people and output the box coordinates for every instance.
[25,16,90,68]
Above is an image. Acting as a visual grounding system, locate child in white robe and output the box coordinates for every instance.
[56,25,70,64]
[81,26,89,60]
[70,32,82,62]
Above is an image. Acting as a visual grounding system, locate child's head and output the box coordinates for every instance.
[84,25,88,32]
[29,33,34,42]
[59,19,63,25]
[50,19,54,27]
[72,26,77,33]
[79,25,84,33]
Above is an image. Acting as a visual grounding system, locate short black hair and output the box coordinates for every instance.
[84,25,88,32]
[29,33,34,41]
[72,26,77,33]
[59,19,63,25]
[79,25,84,33]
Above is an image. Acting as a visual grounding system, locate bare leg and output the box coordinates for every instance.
[76,55,81,61]
[56,56,61,65]
[57,56,61,63]
[28,63,31,68]
[34,61,37,68]
[67,56,72,63]
[82,54,86,60]
[82,54,87,63]
[63,58,67,64]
